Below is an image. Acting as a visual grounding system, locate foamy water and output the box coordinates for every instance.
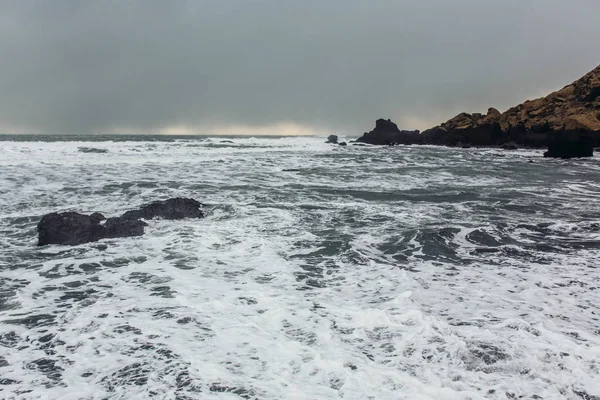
[1,136,599,399]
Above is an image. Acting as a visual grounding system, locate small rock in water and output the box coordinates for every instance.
[78,147,108,153]
[356,118,420,145]
[37,212,146,246]
[37,197,204,246]
[501,142,518,150]
[121,198,205,220]
[326,135,338,144]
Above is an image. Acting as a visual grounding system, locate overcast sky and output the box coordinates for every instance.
[1,1,599,135]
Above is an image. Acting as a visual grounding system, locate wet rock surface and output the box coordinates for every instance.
[543,131,595,158]
[356,118,420,145]
[37,198,204,246]
[120,198,205,221]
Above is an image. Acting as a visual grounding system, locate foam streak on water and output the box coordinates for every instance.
[1,136,599,399]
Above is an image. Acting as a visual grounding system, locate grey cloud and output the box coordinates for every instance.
[0,0,599,134]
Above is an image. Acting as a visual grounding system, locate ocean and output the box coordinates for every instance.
[0,135,599,399]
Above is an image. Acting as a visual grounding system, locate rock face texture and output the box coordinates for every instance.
[37,197,204,246]
[500,65,600,133]
[357,64,600,156]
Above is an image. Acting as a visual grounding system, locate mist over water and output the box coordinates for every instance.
[1,136,599,399]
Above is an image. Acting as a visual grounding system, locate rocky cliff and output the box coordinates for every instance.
[357,64,600,154]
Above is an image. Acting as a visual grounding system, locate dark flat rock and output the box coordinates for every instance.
[37,197,204,246]
[37,212,146,246]
[120,198,204,220]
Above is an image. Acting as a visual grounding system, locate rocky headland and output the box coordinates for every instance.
[356,64,600,158]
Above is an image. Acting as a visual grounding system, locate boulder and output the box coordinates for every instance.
[543,131,594,158]
[37,212,146,246]
[356,118,420,145]
[37,197,205,246]
[120,198,205,220]
[326,135,338,144]
[338,141,347,146]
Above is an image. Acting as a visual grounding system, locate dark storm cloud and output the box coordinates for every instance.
[0,0,599,134]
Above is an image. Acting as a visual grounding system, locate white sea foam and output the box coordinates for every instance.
[0,137,599,399]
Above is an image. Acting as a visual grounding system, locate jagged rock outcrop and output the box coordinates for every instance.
[500,66,600,133]
[356,119,420,145]
[358,64,600,155]
[420,108,504,146]
[426,65,600,149]
[37,197,204,246]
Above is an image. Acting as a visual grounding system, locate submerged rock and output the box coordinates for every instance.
[78,147,108,153]
[37,197,204,246]
[501,142,518,150]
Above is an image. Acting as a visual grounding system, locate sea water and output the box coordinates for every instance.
[0,136,599,399]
